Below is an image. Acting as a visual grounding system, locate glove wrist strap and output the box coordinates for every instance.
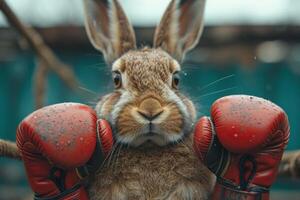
[212,181,269,200]
[34,183,83,200]
[205,118,230,176]
[76,119,107,179]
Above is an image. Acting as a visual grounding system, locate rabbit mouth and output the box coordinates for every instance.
[129,132,169,147]
[125,122,186,147]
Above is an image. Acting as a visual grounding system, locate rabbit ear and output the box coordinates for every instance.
[83,0,136,64]
[153,0,206,62]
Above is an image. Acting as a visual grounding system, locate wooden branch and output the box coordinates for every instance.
[34,58,48,109]
[0,0,78,90]
[1,138,300,181]
[0,139,21,160]
[278,150,300,179]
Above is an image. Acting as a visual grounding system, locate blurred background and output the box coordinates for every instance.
[0,0,300,199]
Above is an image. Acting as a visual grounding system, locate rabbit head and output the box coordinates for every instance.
[83,0,206,147]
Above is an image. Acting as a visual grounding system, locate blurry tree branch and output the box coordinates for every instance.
[34,59,48,109]
[0,139,21,160]
[278,150,300,179]
[0,0,79,108]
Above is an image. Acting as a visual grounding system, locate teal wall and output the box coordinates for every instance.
[0,49,300,197]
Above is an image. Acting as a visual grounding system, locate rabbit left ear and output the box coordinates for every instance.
[153,0,206,62]
[83,0,136,64]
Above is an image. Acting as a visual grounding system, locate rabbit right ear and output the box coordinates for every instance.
[83,0,136,64]
[153,0,206,62]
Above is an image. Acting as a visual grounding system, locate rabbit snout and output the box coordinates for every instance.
[137,97,164,121]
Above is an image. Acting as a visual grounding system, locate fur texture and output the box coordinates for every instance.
[87,136,215,200]
[97,49,195,147]
[83,0,215,199]
[0,1,297,199]
[88,48,215,200]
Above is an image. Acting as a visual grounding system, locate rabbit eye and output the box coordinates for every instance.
[113,71,122,88]
[172,72,180,89]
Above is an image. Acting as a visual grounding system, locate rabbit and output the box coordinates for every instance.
[82,0,215,199]
[1,0,299,199]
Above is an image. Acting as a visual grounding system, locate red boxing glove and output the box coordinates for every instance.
[16,103,114,200]
[193,95,290,200]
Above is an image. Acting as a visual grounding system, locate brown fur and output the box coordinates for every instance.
[122,49,174,94]
[153,0,177,57]
[83,0,136,64]
[99,92,122,117]
[88,135,215,200]
[97,48,194,146]
[153,0,206,61]
[85,0,214,199]
[0,1,298,199]
[90,46,212,199]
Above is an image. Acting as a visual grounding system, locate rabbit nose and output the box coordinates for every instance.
[138,110,163,121]
[137,98,163,121]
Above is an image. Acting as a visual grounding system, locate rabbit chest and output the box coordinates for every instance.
[87,135,215,200]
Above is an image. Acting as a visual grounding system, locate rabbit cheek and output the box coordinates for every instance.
[184,99,196,121]
[110,90,133,124]
[95,92,121,119]
[177,93,197,123]
[163,86,193,130]
[159,104,184,139]
[115,104,145,144]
